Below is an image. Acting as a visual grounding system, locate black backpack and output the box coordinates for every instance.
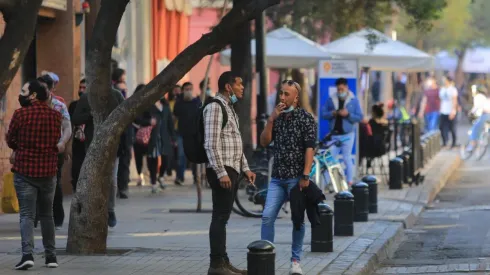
[183,99,228,164]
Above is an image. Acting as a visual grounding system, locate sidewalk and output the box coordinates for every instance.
[0,151,461,275]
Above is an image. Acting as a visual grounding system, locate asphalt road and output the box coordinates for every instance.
[374,145,490,274]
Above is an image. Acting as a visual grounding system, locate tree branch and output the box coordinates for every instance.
[0,0,43,100]
[93,0,279,144]
[85,0,129,125]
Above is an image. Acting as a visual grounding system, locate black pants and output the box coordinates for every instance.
[134,143,146,175]
[147,156,159,185]
[439,114,457,146]
[117,148,132,193]
[71,139,86,192]
[207,166,239,262]
[53,153,65,227]
[159,155,171,178]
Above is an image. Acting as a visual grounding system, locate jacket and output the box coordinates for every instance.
[290,181,326,230]
[321,90,363,134]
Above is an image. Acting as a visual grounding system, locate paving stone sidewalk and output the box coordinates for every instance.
[0,151,460,275]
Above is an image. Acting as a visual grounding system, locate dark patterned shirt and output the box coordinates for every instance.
[7,101,62,177]
[271,108,317,179]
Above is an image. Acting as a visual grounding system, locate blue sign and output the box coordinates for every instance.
[317,59,360,175]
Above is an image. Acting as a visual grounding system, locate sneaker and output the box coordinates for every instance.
[45,255,58,268]
[290,260,303,275]
[137,174,145,186]
[55,226,62,231]
[158,177,167,189]
[174,179,183,186]
[208,259,240,275]
[15,254,34,270]
[108,211,117,228]
[119,191,129,199]
[151,185,158,194]
[225,260,247,274]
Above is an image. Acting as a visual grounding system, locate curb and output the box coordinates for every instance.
[326,151,462,275]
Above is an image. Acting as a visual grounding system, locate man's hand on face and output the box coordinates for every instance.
[219,175,232,189]
[338,109,349,117]
[271,103,286,121]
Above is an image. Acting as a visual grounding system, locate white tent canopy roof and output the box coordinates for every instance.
[322,28,434,72]
[219,26,330,69]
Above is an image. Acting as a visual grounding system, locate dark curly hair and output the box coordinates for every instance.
[371,103,384,119]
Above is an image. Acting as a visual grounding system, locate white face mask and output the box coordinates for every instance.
[282,106,294,113]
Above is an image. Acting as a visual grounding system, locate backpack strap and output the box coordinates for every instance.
[207,99,228,129]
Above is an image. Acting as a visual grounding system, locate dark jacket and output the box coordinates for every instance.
[290,181,326,230]
[135,103,176,157]
[71,88,127,156]
[173,97,202,136]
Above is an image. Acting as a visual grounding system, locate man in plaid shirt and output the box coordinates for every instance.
[7,80,62,270]
[203,71,256,275]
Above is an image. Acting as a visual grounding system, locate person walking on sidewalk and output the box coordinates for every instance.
[7,80,62,270]
[204,71,256,275]
[439,75,459,148]
[259,79,317,275]
[68,79,87,192]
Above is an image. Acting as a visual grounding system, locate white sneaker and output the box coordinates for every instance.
[290,261,303,275]
[151,185,157,194]
[137,174,145,186]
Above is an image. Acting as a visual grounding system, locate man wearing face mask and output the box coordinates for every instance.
[68,79,87,192]
[203,71,256,275]
[173,82,201,185]
[322,78,363,186]
[260,80,317,275]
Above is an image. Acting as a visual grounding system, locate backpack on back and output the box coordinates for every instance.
[183,99,228,164]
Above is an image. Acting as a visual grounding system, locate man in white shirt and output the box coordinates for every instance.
[439,76,458,148]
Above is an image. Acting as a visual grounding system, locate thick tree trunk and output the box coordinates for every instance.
[0,0,43,99]
[231,0,253,160]
[66,0,279,254]
[66,0,130,254]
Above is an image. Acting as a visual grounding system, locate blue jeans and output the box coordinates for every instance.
[261,177,304,262]
[470,113,490,141]
[424,111,439,133]
[330,132,356,183]
[14,174,56,256]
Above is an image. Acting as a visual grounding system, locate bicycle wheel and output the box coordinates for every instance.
[234,175,266,218]
[460,141,474,160]
[475,132,489,160]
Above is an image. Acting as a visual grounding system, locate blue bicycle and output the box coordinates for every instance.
[233,134,349,218]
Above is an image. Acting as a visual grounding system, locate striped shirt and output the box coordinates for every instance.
[203,93,250,178]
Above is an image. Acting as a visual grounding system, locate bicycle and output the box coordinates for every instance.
[233,134,349,218]
[460,114,490,160]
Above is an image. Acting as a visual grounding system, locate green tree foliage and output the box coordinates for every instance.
[265,0,446,41]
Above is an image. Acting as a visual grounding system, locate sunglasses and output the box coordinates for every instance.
[282,80,301,93]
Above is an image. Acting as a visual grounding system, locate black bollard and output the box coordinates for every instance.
[362,175,378,214]
[334,191,354,236]
[398,153,411,184]
[311,203,334,252]
[351,182,369,222]
[389,157,404,189]
[247,240,275,275]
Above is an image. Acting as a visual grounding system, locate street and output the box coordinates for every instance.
[374,153,490,274]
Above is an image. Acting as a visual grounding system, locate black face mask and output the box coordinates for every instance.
[78,92,84,97]
[18,95,31,107]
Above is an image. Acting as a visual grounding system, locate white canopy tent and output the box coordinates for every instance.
[435,51,458,72]
[219,26,331,69]
[462,48,490,74]
[322,28,434,72]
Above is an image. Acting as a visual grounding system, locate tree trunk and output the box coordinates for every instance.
[66,0,131,254]
[66,0,279,254]
[232,0,253,160]
[0,0,43,99]
[455,47,467,91]
[291,69,314,114]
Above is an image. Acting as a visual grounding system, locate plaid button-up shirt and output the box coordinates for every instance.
[7,101,62,177]
[203,93,250,178]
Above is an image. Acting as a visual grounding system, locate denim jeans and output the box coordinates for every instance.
[109,158,119,213]
[206,166,239,262]
[14,173,56,256]
[470,113,490,141]
[177,135,197,182]
[424,111,439,133]
[330,132,356,183]
[261,177,304,262]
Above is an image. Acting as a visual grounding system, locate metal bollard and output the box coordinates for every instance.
[398,153,411,184]
[420,141,426,167]
[362,175,378,214]
[334,191,354,236]
[247,240,275,275]
[389,157,404,189]
[351,182,369,222]
[311,203,333,252]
